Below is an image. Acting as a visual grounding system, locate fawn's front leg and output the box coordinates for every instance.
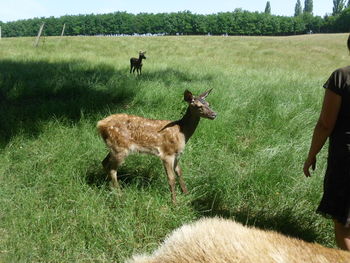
[162,156,177,204]
[174,157,188,194]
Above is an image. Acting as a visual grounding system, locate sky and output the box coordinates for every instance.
[0,0,334,23]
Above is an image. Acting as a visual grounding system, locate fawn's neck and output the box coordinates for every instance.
[178,107,200,143]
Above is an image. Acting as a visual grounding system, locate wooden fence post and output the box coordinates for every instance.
[61,23,66,37]
[34,23,45,47]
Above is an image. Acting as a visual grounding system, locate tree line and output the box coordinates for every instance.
[0,7,349,37]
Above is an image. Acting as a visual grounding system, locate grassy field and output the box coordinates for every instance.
[0,33,349,262]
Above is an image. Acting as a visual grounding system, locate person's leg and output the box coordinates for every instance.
[333,219,350,250]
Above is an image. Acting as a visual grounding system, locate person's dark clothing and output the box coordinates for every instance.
[317,66,350,227]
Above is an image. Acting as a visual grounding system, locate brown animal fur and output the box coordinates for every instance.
[126,217,350,263]
[97,90,216,203]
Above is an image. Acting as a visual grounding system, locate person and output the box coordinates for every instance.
[303,34,350,251]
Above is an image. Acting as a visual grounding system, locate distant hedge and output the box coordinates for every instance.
[0,9,349,37]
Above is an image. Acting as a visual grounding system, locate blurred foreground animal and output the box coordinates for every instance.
[97,89,216,203]
[126,217,350,263]
[130,51,146,74]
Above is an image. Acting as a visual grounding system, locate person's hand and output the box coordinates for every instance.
[303,156,316,177]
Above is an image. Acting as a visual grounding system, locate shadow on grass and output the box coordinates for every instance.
[85,156,162,189]
[191,195,320,243]
[0,59,213,148]
[0,59,137,148]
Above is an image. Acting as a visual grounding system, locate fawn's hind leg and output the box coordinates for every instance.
[102,151,126,189]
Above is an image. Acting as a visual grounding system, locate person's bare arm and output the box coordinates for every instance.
[303,89,341,177]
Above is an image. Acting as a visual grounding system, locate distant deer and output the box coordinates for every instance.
[130,51,146,75]
[97,89,216,203]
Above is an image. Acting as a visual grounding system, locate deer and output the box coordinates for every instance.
[97,89,216,203]
[127,217,350,263]
[130,51,146,75]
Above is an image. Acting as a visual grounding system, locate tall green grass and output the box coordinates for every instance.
[0,34,349,262]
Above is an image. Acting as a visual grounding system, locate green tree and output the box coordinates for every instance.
[264,1,271,14]
[333,0,346,15]
[304,0,313,14]
[330,7,350,32]
[294,0,303,16]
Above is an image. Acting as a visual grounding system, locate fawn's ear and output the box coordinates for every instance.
[199,89,212,99]
[184,90,194,103]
